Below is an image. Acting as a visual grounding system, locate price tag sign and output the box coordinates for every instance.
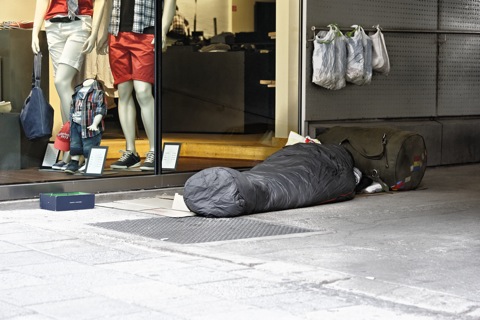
[85,146,108,176]
[41,142,60,169]
[162,143,181,171]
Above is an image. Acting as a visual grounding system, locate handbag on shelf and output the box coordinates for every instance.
[20,53,54,140]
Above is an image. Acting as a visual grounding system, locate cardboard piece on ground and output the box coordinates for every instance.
[143,208,196,218]
[96,198,174,211]
[172,193,191,212]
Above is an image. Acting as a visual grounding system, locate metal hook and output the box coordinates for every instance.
[438,34,447,44]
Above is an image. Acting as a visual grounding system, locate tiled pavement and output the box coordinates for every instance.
[1,164,479,319]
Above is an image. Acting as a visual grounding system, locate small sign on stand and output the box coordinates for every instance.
[41,142,60,169]
[84,146,108,176]
[162,143,181,171]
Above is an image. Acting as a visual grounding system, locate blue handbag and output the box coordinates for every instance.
[20,53,54,140]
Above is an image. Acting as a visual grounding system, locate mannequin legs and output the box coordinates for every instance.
[133,80,155,151]
[54,63,78,165]
[111,80,155,170]
[54,64,77,123]
[117,81,138,153]
[117,80,154,152]
[107,30,156,170]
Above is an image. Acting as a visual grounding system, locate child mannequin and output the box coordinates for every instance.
[65,78,107,174]
[32,0,106,170]
[98,0,176,171]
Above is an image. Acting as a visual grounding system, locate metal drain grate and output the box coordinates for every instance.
[90,217,315,244]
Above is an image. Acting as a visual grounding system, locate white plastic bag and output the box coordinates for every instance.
[360,26,373,84]
[345,26,364,84]
[312,27,336,89]
[312,24,346,90]
[346,25,373,85]
[332,26,347,90]
[369,25,390,75]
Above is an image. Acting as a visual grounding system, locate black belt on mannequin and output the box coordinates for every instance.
[49,17,81,23]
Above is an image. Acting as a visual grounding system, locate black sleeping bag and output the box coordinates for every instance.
[183,143,357,218]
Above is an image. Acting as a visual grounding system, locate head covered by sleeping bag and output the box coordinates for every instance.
[183,143,357,218]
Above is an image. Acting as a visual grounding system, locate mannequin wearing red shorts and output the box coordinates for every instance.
[32,0,106,169]
[99,0,176,171]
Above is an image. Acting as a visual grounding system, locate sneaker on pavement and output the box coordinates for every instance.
[64,160,79,175]
[52,160,68,170]
[140,151,155,171]
[110,150,141,169]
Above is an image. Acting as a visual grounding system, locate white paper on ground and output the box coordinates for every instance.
[172,193,191,212]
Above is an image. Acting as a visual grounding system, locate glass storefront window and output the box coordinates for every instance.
[159,0,277,175]
[0,0,283,200]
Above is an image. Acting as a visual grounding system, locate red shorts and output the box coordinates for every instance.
[108,32,155,86]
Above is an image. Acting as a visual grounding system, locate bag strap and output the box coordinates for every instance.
[340,133,387,159]
[32,53,42,88]
[340,133,390,169]
[369,169,390,192]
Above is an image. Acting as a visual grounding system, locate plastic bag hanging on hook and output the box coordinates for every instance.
[332,25,347,90]
[312,26,336,89]
[369,25,390,75]
[360,26,373,83]
[345,25,364,84]
[312,24,346,90]
[346,25,372,85]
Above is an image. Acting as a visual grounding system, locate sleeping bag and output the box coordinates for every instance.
[183,143,357,218]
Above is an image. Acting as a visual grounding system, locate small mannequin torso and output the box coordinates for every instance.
[72,79,95,123]
[83,78,95,87]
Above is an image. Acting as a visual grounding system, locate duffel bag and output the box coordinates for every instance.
[316,126,427,191]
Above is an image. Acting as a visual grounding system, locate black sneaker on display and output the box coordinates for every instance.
[110,150,141,169]
[140,151,155,171]
[52,160,68,170]
[64,160,79,175]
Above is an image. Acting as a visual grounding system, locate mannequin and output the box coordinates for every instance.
[65,78,107,174]
[32,0,106,169]
[98,0,176,171]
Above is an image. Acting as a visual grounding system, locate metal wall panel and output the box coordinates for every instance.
[439,0,480,30]
[438,34,480,116]
[301,1,480,166]
[305,0,438,31]
[440,119,480,164]
[304,0,439,122]
[305,33,437,121]
[437,0,480,116]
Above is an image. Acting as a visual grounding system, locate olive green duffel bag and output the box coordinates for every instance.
[316,126,427,191]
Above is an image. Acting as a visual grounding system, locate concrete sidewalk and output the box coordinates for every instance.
[1,164,479,319]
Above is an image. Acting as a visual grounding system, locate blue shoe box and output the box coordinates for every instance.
[40,192,95,211]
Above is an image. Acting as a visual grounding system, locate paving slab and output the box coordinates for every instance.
[0,164,478,319]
